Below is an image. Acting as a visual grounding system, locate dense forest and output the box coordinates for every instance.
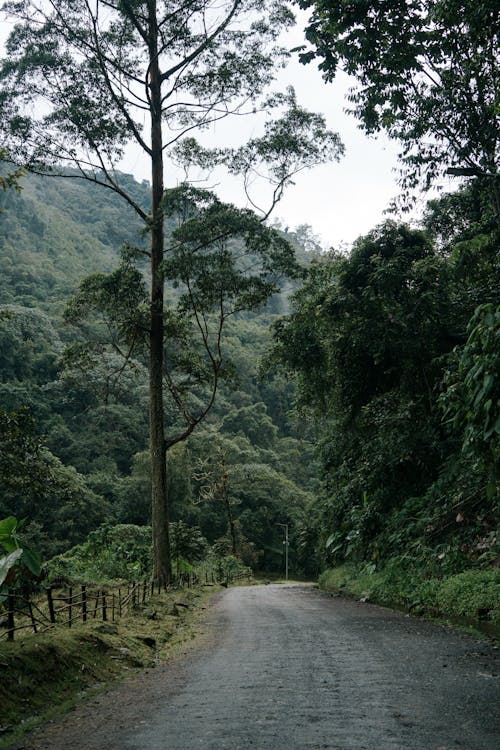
[0,0,498,607]
[275,183,499,579]
[1,167,498,588]
[0,170,320,576]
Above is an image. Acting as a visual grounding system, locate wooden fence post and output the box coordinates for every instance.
[142,581,147,604]
[102,592,107,621]
[47,587,56,624]
[68,587,73,628]
[7,591,15,641]
[29,602,38,633]
[118,588,122,617]
[82,585,87,623]
[111,592,115,622]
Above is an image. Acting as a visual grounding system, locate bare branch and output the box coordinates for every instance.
[160,0,241,83]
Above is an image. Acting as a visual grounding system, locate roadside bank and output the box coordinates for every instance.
[319,564,499,638]
[0,585,217,747]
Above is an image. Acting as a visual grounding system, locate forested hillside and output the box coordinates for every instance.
[0,173,148,309]
[0,170,319,574]
[2,166,497,600]
[274,179,499,614]
[0,0,498,621]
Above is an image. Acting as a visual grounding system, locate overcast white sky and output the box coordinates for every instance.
[122,14,407,251]
[2,7,450,251]
[233,59,404,251]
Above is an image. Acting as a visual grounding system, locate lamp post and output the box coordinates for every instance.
[276,523,289,581]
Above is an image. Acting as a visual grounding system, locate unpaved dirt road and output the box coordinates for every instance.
[22,584,498,750]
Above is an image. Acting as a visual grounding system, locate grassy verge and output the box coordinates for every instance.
[0,585,217,746]
[318,563,500,637]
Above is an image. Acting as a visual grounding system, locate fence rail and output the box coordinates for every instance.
[1,569,251,642]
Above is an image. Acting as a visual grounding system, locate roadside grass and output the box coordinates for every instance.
[318,564,500,636]
[0,585,217,746]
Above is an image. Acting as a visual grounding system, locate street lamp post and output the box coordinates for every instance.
[276,523,289,581]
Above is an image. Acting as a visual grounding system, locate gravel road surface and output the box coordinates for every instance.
[22,584,498,750]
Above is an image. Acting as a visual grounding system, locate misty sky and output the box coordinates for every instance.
[121,14,444,251]
[2,7,455,251]
[120,16,406,251]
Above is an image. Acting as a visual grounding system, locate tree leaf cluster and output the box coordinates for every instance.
[274,181,499,573]
[297,0,499,203]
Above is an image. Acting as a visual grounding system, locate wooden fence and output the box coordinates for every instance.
[1,569,251,642]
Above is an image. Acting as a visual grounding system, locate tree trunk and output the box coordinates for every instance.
[225,495,238,557]
[221,463,237,557]
[148,1,171,584]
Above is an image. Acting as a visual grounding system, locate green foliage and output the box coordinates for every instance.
[64,258,148,351]
[0,548,23,589]
[274,197,499,574]
[170,521,208,572]
[197,551,251,583]
[0,409,54,524]
[186,424,315,572]
[438,569,500,625]
[298,0,499,203]
[276,221,451,415]
[163,184,302,295]
[63,185,303,456]
[221,402,278,448]
[0,173,145,308]
[275,222,452,565]
[0,306,61,381]
[0,516,42,592]
[0,148,24,194]
[48,524,153,583]
[221,86,344,196]
[47,522,210,583]
[423,181,499,250]
[319,563,500,628]
[0,408,111,559]
[114,451,152,525]
[441,304,500,488]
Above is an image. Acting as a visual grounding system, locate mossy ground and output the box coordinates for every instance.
[319,564,500,637]
[0,585,217,746]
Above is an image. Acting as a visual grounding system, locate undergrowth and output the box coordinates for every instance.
[318,562,500,634]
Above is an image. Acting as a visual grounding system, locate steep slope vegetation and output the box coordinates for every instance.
[0,171,318,574]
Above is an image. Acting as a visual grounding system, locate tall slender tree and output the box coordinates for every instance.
[0,0,343,581]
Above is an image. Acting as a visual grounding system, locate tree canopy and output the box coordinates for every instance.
[297,0,499,203]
